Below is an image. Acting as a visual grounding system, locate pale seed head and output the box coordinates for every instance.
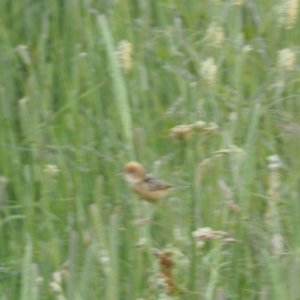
[278,48,296,71]
[44,164,60,176]
[116,40,133,73]
[200,58,218,86]
[205,23,225,48]
[277,0,299,30]
[170,124,193,140]
[233,0,245,5]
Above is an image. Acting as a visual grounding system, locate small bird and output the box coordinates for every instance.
[123,162,173,203]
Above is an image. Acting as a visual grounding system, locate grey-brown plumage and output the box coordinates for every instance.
[144,175,173,191]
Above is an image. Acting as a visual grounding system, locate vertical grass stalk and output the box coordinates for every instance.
[98,15,133,155]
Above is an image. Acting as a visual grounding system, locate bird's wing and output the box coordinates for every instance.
[144,175,173,191]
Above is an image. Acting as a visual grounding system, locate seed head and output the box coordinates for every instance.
[170,124,193,140]
[270,233,285,255]
[277,0,299,30]
[200,58,218,86]
[233,0,245,5]
[278,48,296,71]
[242,45,253,52]
[19,97,29,105]
[44,164,60,176]
[205,23,225,48]
[116,40,132,73]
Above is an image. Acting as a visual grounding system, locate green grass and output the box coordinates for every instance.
[1,0,300,299]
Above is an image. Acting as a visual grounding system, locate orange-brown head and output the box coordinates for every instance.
[123,162,146,185]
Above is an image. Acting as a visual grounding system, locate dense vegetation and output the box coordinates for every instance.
[1,0,300,299]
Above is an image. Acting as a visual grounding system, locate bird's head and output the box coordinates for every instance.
[123,162,145,185]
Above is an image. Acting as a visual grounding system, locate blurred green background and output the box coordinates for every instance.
[1,0,300,299]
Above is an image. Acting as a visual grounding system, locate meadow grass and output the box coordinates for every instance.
[1,0,300,299]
